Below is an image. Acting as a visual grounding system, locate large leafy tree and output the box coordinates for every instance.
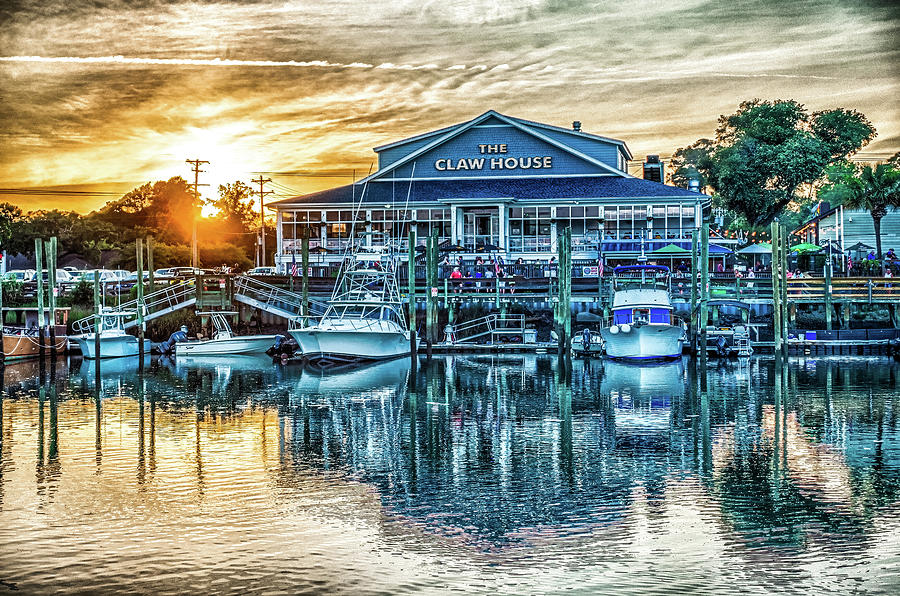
[95,176,197,243]
[820,163,900,259]
[0,202,23,251]
[672,99,875,227]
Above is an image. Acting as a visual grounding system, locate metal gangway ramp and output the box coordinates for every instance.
[446,313,526,344]
[233,275,328,321]
[71,282,196,334]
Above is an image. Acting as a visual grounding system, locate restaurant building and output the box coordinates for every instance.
[271,110,712,269]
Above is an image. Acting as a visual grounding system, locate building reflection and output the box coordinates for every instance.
[1,354,898,555]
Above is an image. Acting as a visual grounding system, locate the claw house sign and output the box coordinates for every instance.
[434,144,553,172]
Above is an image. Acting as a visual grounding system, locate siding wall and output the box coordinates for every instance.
[821,209,900,251]
[378,125,613,179]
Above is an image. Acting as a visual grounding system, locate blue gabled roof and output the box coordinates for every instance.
[271,176,704,208]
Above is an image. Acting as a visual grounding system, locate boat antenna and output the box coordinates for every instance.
[637,231,648,263]
[398,161,417,250]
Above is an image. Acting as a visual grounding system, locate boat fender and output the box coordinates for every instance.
[620,324,631,334]
[609,325,619,334]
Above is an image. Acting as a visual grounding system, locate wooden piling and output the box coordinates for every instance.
[779,225,789,342]
[699,223,710,349]
[556,226,572,352]
[47,237,58,358]
[93,276,101,371]
[0,255,4,367]
[771,221,783,353]
[136,238,145,365]
[425,229,438,357]
[145,237,154,291]
[301,235,309,325]
[690,229,698,352]
[408,228,417,360]
[824,259,833,331]
[35,238,46,362]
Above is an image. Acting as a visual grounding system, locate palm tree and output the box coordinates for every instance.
[821,163,900,260]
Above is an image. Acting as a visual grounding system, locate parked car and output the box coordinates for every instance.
[3,269,36,282]
[247,266,277,276]
[124,271,151,282]
[153,268,174,278]
[79,269,119,283]
[170,267,209,278]
[37,269,74,283]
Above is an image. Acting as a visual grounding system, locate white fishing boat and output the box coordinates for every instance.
[175,311,280,356]
[598,265,686,361]
[289,242,410,364]
[72,309,151,359]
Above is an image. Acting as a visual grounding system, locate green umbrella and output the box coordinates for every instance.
[651,243,691,255]
[790,243,822,254]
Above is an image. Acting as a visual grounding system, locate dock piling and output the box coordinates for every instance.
[136,238,145,366]
[699,223,710,350]
[301,235,309,326]
[34,238,46,362]
[407,228,417,362]
[690,229,698,352]
[47,237,58,359]
[93,276,101,374]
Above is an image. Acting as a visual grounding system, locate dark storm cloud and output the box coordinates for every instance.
[0,0,897,210]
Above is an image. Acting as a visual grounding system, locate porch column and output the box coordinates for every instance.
[550,207,558,252]
[498,203,507,250]
[275,210,283,270]
[450,205,458,244]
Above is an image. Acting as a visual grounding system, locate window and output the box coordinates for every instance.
[508,206,552,252]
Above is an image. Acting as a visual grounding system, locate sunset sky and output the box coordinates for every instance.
[1,0,897,214]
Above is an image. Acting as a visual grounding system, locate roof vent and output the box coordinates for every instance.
[572,121,582,132]
[642,155,664,183]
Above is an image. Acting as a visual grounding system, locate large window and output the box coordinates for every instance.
[509,207,552,252]
[281,210,321,252]
[556,205,602,249]
[416,209,450,245]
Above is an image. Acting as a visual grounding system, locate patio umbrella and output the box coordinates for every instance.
[790,243,822,254]
[476,242,502,252]
[736,243,771,254]
[845,241,874,253]
[651,243,691,255]
[737,242,771,270]
[440,243,468,252]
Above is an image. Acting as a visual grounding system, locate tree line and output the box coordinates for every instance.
[0,178,271,270]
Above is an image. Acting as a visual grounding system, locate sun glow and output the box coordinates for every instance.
[151,124,264,217]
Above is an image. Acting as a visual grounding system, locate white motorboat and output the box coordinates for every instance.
[289,242,410,363]
[72,310,151,359]
[598,265,685,361]
[175,311,280,356]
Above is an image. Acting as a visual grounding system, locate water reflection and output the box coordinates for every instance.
[0,354,898,594]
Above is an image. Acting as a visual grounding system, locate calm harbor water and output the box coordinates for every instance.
[1,354,898,595]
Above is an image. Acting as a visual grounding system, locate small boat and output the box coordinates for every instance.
[175,311,280,356]
[2,326,67,360]
[289,242,410,364]
[598,265,686,361]
[71,309,151,359]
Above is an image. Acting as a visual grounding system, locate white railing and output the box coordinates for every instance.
[70,282,196,334]
[449,313,526,344]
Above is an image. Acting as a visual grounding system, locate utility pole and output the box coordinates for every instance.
[185,159,209,269]
[251,176,274,267]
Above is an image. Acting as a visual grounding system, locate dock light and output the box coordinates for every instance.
[610,325,619,334]
[620,323,632,333]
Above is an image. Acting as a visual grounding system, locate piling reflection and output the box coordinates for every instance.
[0,354,898,593]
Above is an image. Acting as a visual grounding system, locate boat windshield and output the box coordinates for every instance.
[613,265,670,292]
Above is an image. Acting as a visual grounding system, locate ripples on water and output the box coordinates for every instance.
[0,354,898,595]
